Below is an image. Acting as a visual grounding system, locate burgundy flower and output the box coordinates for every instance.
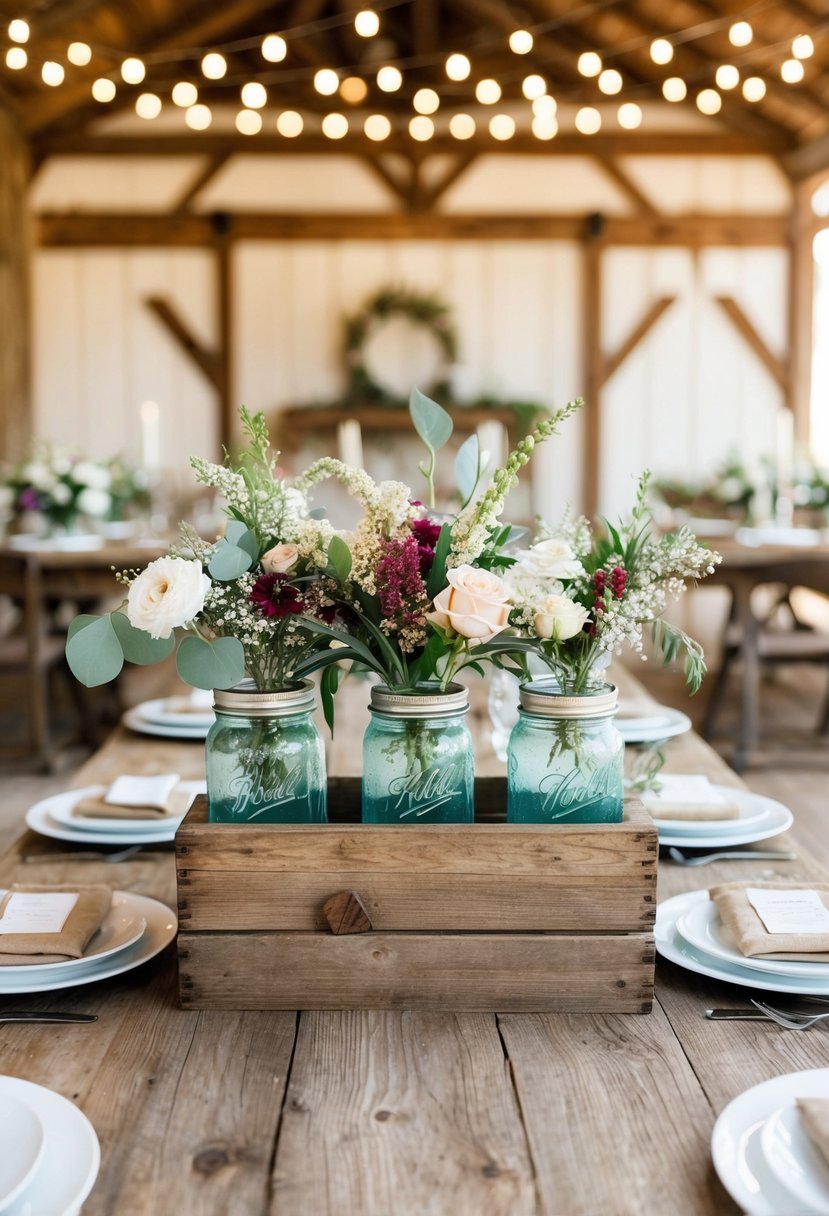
[411,517,442,576]
[610,566,627,600]
[375,534,428,631]
[249,572,304,619]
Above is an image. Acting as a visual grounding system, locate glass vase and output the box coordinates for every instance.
[362,683,474,824]
[507,679,624,824]
[206,680,327,824]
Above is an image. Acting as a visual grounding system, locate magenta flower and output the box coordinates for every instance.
[249,572,304,619]
[411,516,442,576]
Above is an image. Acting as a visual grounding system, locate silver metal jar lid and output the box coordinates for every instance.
[518,678,618,720]
[369,682,469,719]
[213,678,316,718]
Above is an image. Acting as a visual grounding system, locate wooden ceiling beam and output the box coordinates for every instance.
[172,154,232,214]
[412,0,440,57]
[783,132,829,181]
[593,157,659,216]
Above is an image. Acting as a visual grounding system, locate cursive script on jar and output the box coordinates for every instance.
[228,766,305,819]
[537,760,622,821]
[388,762,464,819]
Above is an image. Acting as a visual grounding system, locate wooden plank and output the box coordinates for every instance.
[601,295,676,385]
[144,296,222,388]
[270,1011,537,1215]
[788,178,815,440]
[179,931,654,1012]
[215,238,234,451]
[582,236,602,519]
[0,108,31,461]
[714,295,789,394]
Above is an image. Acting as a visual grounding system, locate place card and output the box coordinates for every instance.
[0,891,79,935]
[746,887,829,935]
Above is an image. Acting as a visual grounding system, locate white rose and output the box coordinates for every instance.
[22,462,55,492]
[261,543,299,574]
[76,487,111,518]
[533,594,590,642]
[73,461,112,490]
[51,482,72,506]
[127,557,211,640]
[427,564,511,644]
[516,537,585,581]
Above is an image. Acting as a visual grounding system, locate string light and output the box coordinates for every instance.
[715,64,739,90]
[8,19,29,43]
[409,115,434,141]
[781,58,805,83]
[475,78,501,104]
[136,92,162,119]
[201,52,226,80]
[5,47,26,69]
[340,76,368,103]
[413,87,439,114]
[742,76,766,102]
[276,110,303,137]
[235,108,262,135]
[522,73,546,100]
[598,68,622,95]
[41,61,65,87]
[489,114,515,140]
[121,57,146,85]
[446,53,471,81]
[509,29,533,54]
[792,34,814,59]
[662,77,687,102]
[449,113,476,139]
[650,38,673,65]
[696,88,721,115]
[185,103,212,129]
[67,42,91,66]
[575,106,601,134]
[322,112,348,139]
[729,21,752,47]
[376,65,402,92]
[92,78,116,102]
[241,81,267,108]
[354,10,380,37]
[532,115,557,140]
[617,102,642,129]
[578,52,602,78]
[364,113,391,140]
[314,68,339,95]
[262,35,287,63]
[532,94,557,118]
[172,81,198,107]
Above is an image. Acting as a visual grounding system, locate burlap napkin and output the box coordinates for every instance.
[0,883,111,964]
[644,775,740,821]
[710,882,829,961]
[75,773,185,820]
[798,1099,829,1168]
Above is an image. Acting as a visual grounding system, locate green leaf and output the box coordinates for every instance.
[409,386,453,454]
[66,614,124,687]
[320,664,342,735]
[237,528,260,561]
[455,434,481,508]
[224,520,248,545]
[501,525,530,547]
[326,535,353,582]
[426,523,453,600]
[111,613,176,665]
[208,540,253,581]
[309,507,328,520]
[176,634,245,690]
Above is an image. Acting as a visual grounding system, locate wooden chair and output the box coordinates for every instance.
[0,552,93,770]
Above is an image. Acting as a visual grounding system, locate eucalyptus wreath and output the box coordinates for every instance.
[343,287,457,404]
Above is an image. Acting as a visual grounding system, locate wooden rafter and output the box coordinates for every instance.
[145,296,222,388]
[418,152,480,210]
[172,154,231,214]
[593,158,658,216]
[601,296,675,383]
[714,295,789,395]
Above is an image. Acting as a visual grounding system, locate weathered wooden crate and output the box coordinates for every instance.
[175,778,657,1014]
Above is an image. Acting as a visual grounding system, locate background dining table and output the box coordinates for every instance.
[0,667,823,1216]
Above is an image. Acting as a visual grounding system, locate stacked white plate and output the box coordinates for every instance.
[122,696,214,740]
[0,1075,100,1215]
[656,889,829,997]
[615,707,692,744]
[0,890,177,995]
[652,786,794,848]
[26,781,206,846]
[712,1069,829,1215]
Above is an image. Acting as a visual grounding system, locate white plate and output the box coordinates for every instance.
[712,1069,829,1216]
[0,1092,44,1212]
[615,708,692,744]
[133,697,215,730]
[656,890,829,996]
[676,898,829,979]
[762,1101,829,1215]
[1,891,146,976]
[0,1075,100,1216]
[657,793,793,848]
[27,790,181,845]
[122,706,210,740]
[0,892,176,994]
[48,782,205,835]
[648,783,771,836]
[7,533,103,552]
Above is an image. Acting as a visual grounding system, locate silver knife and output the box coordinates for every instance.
[0,1012,98,1023]
[706,1008,774,1020]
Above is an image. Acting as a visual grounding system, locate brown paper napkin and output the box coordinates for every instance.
[710,882,829,961]
[798,1099,829,1168]
[75,773,184,820]
[0,883,111,964]
[75,795,170,820]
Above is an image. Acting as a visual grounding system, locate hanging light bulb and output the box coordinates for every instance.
[5,47,26,69]
[120,57,146,84]
[172,81,198,107]
[364,113,391,140]
[742,76,766,102]
[7,19,29,43]
[135,92,162,119]
[185,103,212,130]
[729,21,753,47]
[449,113,476,139]
[650,38,673,65]
[509,29,533,54]
[781,58,805,83]
[262,34,287,62]
[276,110,303,137]
[696,88,722,115]
[241,81,267,108]
[522,73,546,99]
[715,64,740,90]
[322,113,348,139]
[340,76,368,103]
[91,77,116,102]
[413,88,439,114]
[314,68,339,95]
[662,77,687,102]
[532,115,558,140]
[377,65,402,92]
[489,114,515,140]
[446,53,471,81]
[598,68,622,95]
[41,61,65,87]
[67,42,91,66]
[201,53,227,80]
[235,109,262,135]
[354,9,379,37]
[575,106,601,134]
[532,94,557,118]
[792,34,814,60]
[409,115,434,141]
[475,78,501,104]
[578,52,602,78]
[617,102,642,129]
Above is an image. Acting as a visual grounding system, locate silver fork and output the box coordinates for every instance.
[22,843,146,864]
[751,999,829,1030]
[668,847,798,866]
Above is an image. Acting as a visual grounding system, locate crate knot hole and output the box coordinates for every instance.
[323,890,373,935]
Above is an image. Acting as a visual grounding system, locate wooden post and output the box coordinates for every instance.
[215,230,234,452]
[581,231,603,520]
[0,107,31,460]
[788,178,816,444]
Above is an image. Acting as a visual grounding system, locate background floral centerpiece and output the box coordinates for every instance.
[1,450,117,536]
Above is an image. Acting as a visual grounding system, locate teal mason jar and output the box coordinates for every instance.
[362,683,474,824]
[206,679,327,824]
[507,680,624,824]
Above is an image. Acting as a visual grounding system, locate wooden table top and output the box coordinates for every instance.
[0,668,820,1216]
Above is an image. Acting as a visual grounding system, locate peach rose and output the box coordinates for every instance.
[261,543,299,574]
[427,564,511,644]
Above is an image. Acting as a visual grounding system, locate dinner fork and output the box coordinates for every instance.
[750,999,829,1030]
[22,843,146,864]
[668,847,797,866]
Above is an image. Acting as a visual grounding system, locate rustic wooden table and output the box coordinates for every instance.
[0,669,818,1216]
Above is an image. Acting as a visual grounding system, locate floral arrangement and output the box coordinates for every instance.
[652,455,754,522]
[0,450,148,533]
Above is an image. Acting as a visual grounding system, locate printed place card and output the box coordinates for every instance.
[0,891,79,935]
[746,888,829,935]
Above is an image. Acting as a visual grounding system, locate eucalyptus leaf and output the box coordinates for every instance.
[111,613,176,665]
[208,540,253,581]
[66,614,124,687]
[409,386,453,454]
[224,520,248,545]
[501,525,531,548]
[326,535,353,582]
[176,634,246,690]
[237,529,260,561]
[455,433,481,508]
[309,507,328,520]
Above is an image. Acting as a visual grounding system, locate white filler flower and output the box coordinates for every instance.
[127,557,211,639]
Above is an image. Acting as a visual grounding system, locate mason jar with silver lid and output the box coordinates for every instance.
[506,678,624,824]
[362,682,474,824]
[206,678,327,823]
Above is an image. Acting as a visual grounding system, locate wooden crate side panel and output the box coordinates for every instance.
[177,870,656,932]
[178,931,655,1013]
